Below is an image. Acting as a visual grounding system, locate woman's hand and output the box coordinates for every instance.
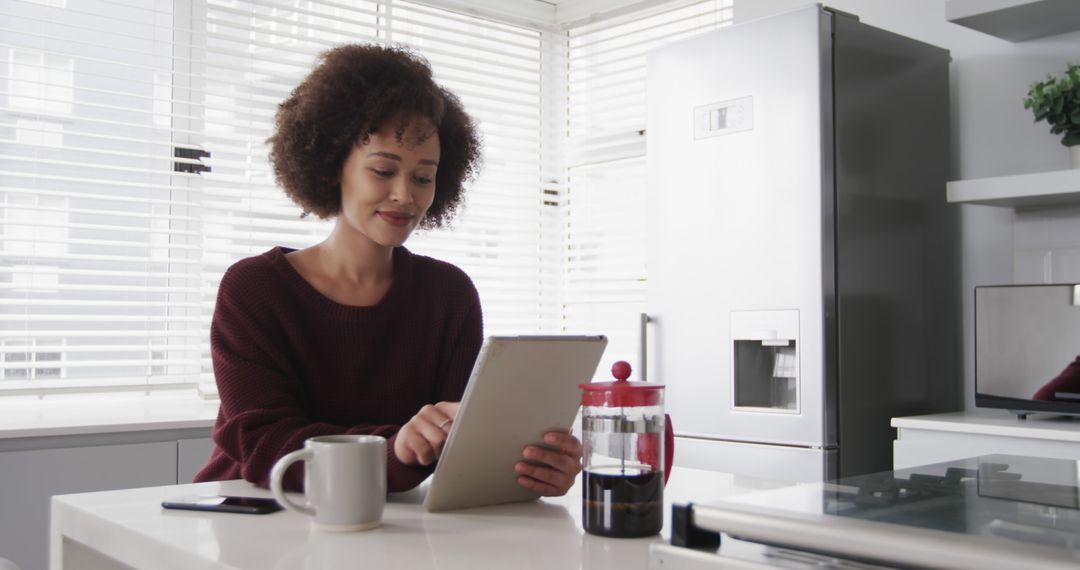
[514,431,583,497]
[394,401,459,466]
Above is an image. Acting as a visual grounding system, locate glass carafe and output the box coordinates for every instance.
[580,360,673,538]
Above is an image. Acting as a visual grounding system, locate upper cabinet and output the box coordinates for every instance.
[946,0,1080,41]
[946,169,1080,208]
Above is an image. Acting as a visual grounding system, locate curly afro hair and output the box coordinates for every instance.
[268,44,481,229]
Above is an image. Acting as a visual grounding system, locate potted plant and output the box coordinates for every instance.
[1024,63,1080,168]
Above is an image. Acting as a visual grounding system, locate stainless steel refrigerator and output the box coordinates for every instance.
[645,5,960,482]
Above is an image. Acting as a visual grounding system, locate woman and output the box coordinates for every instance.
[194,44,581,496]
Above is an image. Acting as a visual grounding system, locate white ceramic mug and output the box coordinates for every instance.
[270,434,387,531]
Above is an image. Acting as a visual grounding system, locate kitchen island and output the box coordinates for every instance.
[49,466,789,570]
[54,455,1080,569]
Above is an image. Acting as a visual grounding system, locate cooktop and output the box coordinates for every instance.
[690,454,1080,569]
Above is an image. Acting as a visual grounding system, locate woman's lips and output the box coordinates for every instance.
[378,211,413,226]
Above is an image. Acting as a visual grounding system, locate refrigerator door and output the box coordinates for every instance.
[646,6,832,447]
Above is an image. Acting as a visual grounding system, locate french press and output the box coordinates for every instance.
[580,360,674,538]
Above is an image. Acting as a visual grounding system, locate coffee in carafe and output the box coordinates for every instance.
[580,361,673,538]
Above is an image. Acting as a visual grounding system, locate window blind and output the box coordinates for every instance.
[562,0,733,375]
[0,0,200,391]
[199,0,551,391]
[0,0,550,395]
[386,1,554,335]
[0,0,732,396]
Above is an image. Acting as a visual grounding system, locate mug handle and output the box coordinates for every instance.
[270,448,315,516]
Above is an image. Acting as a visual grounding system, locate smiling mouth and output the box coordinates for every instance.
[378,211,413,226]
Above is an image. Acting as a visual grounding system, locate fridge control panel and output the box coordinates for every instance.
[693,96,753,139]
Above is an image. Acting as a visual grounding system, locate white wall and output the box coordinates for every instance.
[735,0,1080,409]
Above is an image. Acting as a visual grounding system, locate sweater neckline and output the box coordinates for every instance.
[267,245,412,319]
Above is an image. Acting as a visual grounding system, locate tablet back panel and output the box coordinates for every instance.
[423,335,607,512]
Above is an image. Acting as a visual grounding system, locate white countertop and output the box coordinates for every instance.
[891,410,1080,442]
[0,395,218,439]
[50,467,792,570]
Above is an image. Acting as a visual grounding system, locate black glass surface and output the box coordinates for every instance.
[812,455,1080,551]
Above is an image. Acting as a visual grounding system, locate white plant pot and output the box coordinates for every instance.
[1072,145,1080,170]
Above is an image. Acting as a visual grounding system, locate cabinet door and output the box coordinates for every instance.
[0,442,176,570]
[894,428,1080,470]
[177,437,214,484]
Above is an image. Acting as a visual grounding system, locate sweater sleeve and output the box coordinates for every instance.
[209,266,433,492]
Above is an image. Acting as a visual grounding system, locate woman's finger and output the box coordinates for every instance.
[395,404,455,465]
[543,432,583,458]
[514,462,568,496]
[409,435,437,465]
[422,403,456,434]
[412,417,450,462]
[523,445,580,476]
[434,401,460,419]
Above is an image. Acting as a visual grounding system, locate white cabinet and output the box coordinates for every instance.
[177,437,214,484]
[0,397,217,569]
[0,442,177,570]
[892,411,1080,469]
[0,431,212,570]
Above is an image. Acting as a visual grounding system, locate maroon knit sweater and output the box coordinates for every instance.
[193,246,483,492]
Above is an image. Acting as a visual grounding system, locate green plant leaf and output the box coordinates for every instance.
[1026,63,1080,140]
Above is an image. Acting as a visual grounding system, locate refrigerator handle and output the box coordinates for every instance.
[639,313,652,382]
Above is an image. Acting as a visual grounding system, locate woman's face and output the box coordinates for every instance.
[337,117,440,249]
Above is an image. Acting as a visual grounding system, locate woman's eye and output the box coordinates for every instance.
[415,176,434,185]
[371,169,394,178]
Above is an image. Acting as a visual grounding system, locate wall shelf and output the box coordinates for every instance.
[946,168,1080,208]
[946,0,1080,41]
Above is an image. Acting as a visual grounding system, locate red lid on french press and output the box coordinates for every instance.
[580,360,664,407]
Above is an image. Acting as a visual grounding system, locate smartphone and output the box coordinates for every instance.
[161,495,283,515]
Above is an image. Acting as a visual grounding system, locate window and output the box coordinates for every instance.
[15,118,63,147]
[1,0,208,392]
[0,0,731,396]
[8,48,74,114]
[196,0,550,390]
[1,0,549,395]
[562,0,733,374]
[1,338,63,380]
[391,2,553,334]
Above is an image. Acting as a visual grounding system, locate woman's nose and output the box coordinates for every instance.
[389,177,413,204]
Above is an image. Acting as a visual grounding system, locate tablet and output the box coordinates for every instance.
[423,334,607,512]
